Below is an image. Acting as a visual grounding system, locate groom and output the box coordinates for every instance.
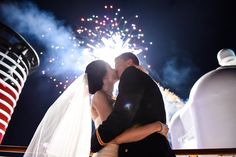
[91,52,175,157]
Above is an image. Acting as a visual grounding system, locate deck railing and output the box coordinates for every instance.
[0,145,236,156]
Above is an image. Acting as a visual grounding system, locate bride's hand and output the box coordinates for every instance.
[156,122,169,139]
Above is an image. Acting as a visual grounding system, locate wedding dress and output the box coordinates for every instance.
[92,143,118,157]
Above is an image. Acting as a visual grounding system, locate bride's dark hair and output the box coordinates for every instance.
[85,60,108,94]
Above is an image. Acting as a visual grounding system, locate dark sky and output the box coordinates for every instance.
[0,0,236,147]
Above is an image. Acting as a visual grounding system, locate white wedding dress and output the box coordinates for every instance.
[92,143,118,157]
[24,74,118,157]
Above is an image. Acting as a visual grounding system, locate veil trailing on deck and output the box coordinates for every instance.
[24,74,91,157]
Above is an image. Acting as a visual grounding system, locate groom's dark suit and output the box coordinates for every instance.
[91,66,175,157]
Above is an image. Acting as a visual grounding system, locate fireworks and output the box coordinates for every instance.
[76,5,151,67]
[41,5,152,93]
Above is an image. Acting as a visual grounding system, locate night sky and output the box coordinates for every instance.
[0,0,235,147]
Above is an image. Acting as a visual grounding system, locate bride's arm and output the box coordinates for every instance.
[111,121,168,144]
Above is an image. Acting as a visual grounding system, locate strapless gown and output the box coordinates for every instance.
[92,143,119,157]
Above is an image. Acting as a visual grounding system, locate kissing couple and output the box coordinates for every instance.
[24,52,175,157]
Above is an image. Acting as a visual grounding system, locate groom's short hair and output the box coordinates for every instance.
[116,52,139,65]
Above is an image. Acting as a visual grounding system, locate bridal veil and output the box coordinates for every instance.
[24,74,91,157]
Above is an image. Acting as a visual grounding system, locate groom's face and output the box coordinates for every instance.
[115,58,130,78]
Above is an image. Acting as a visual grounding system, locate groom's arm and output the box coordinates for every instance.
[90,66,147,152]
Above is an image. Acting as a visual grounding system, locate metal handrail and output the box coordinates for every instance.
[0,145,26,153]
[0,145,236,156]
[174,148,236,155]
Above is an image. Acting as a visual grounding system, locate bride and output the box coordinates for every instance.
[24,60,168,157]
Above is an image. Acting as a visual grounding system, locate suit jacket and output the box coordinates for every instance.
[91,66,175,157]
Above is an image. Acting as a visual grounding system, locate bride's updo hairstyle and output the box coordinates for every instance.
[85,60,108,94]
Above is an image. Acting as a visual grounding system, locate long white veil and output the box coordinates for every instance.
[24,74,91,157]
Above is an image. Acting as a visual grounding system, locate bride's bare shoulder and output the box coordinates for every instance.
[93,90,106,99]
[92,90,108,105]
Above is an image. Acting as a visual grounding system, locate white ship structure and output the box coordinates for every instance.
[169,49,236,152]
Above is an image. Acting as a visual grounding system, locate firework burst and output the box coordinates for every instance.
[41,5,152,93]
[76,5,152,67]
